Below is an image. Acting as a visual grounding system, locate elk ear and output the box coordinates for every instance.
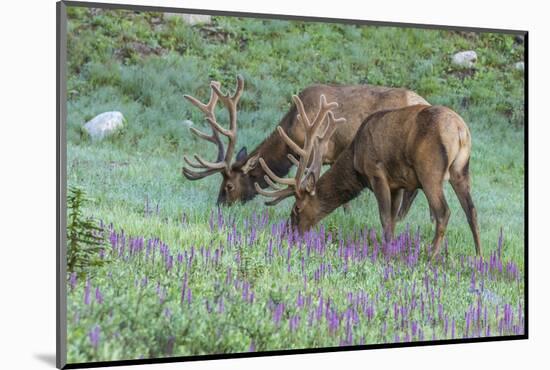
[304,172,317,195]
[241,153,260,174]
[236,146,248,162]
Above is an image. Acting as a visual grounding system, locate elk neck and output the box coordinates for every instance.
[248,105,298,180]
[315,147,370,216]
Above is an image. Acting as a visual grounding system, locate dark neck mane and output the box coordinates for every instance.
[316,147,369,216]
[247,105,297,181]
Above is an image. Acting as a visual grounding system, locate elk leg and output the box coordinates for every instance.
[450,168,482,257]
[342,202,351,213]
[398,189,435,223]
[371,175,393,244]
[390,189,404,235]
[421,182,450,262]
[396,189,418,221]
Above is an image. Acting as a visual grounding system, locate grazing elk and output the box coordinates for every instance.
[257,99,481,261]
[181,75,428,219]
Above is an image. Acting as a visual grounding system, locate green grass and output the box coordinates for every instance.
[65,6,525,363]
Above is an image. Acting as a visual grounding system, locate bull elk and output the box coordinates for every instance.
[257,99,482,261]
[181,75,428,219]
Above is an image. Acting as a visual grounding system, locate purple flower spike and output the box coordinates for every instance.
[273,303,284,327]
[218,297,225,313]
[69,272,77,290]
[84,279,91,305]
[95,287,103,304]
[451,319,456,339]
[89,325,101,349]
[166,336,175,355]
[498,228,503,258]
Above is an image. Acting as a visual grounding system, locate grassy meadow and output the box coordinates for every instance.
[65,6,525,364]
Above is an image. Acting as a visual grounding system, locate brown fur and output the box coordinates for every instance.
[218,84,429,205]
[292,105,482,260]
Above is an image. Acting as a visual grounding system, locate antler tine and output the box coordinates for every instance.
[253,182,295,205]
[189,126,215,142]
[263,174,282,190]
[211,75,244,105]
[182,166,223,180]
[287,153,300,167]
[186,154,225,170]
[258,158,296,186]
[265,195,294,206]
[183,80,221,115]
[318,111,346,142]
[277,126,306,157]
[309,95,338,136]
[292,94,338,131]
[301,111,346,189]
[252,156,297,205]
[210,75,244,171]
[182,154,226,182]
[183,155,205,169]
[292,94,311,129]
[205,116,233,137]
[182,80,228,180]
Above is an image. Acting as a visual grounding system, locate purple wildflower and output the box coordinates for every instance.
[181,273,188,305]
[273,303,284,327]
[95,287,103,304]
[88,325,100,349]
[69,272,77,290]
[166,336,175,355]
[84,279,91,305]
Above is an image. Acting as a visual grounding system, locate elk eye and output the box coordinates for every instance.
[226,183,235,192]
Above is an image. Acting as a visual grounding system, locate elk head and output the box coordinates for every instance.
[255,94,345,233]
[182,75,255,204]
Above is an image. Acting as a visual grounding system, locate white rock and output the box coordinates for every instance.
[515,62,524,71]
[182,120,194,128]
[452,50,478,68]
[164,13,211,25]
[83,111,125,141]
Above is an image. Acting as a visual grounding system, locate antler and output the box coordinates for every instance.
[182,75,244,180]
[210,75,244,172]
[254,94,345,205]
[305,111,346,185]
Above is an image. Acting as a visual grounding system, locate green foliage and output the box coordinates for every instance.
[67,186,106,277]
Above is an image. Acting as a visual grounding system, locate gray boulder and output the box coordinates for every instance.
[164,13,211,25]
[452,50,478,68]
[515,61,525,71]
[83,111,125,141]
[181,120,194,128]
